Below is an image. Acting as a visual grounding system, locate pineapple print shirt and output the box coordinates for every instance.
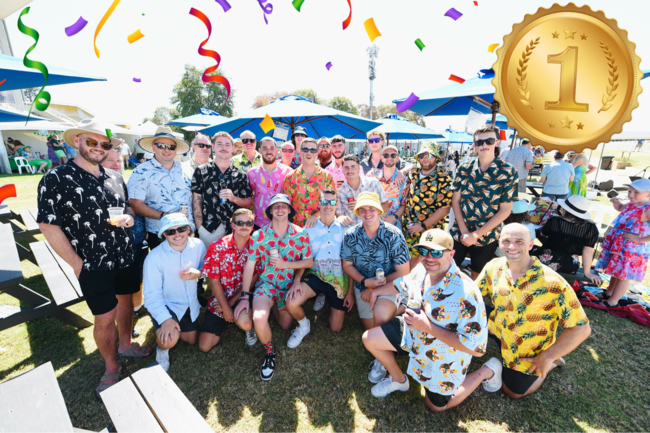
[450,157,518,246]
[477,257,590,375]
[394,261,488,395]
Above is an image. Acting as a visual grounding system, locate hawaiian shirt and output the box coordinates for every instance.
[202,234,263,318]
[360,155,407,174]
[450,157,518,246]
[248,223,312,293]
[400,168,453,256]
[395,261,487,395]
[477,257,589,375]
[191,162,253,234]
[336,176,389,225]
[304,219,349,298]
[247,163,293,227]
[231,151,262,173]
[281,165,335,227]
[367,169,407,228]
[127,157,194,234]
[341,221,410,292]
[36,161,135,271]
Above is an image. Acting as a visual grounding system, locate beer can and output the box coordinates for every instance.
[375,267,385,281]
[270,248,279,258]
[220,197,227,204]
[347,197,354,203]
[180,203,188,213]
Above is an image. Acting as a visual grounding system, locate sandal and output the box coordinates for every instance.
[118,343,153,358]
[96,366,122,397]
[603,300,620,308]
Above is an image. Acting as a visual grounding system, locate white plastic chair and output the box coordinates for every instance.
[588,203,619,237]
[14,157,35,175]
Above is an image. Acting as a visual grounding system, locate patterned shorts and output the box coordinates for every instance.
[253,282,289,310]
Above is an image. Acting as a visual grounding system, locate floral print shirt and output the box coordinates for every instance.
[367,168,407,225]
[36,161,135,271]
[395,261,487,395]
[601,202,650,259]
[304,219,349,298]
[281,165,335,227]
[336,176,389,226]
[231,151,262,173]
[477,257,589,375]
[247,163,293,227]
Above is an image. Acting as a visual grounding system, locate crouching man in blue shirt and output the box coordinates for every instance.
[144,213,207,371]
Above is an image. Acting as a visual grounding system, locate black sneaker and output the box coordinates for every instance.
[260,351,276,381]
[132,328,140,338]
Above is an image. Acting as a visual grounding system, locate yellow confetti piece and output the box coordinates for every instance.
[94,0,121,58]
[364,18,382,42]
[488,43,499,53]
[127,29,145,44]
[260,114,275,133]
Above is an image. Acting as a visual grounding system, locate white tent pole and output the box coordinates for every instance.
[592,143,605,188]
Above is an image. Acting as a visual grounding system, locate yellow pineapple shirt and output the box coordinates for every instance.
[477,257,589,375]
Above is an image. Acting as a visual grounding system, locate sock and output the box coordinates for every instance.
[298,317,309,328]
[263,340,274,354]
[134,305,143,312]
[157,348,169,355]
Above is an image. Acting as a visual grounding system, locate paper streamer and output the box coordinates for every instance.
[500,130,507,141]
[292,0,305,12]
[0,184,17,205]
[105,129,113,139]
[326,61,332,70]
[415,38,425,51]
[64,16,88,37]
[260,114,276,133]
[189,8,231,102]
[133,78,141,82]
[17,7,50,124]
[342,0,352,30]
[215,0,232,12]
[364,18,381,42]
[127,29,144,44]
[0,79,5,86]
[474,1,478,5]
[94,0,121,58]
[444,8,463,20]
[449,74,466,84]
[488,43,499,53]
[258,0,273,24]
[396,93,419,113]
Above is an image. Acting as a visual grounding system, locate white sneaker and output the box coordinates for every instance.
[156,347,170,372]
[287,320,311,348]
[371,375,410,398]
[245,329,258,347]
[553,357,566,367]
[481,357,503,392]
[313,293,326,311]
[368,359,387,383]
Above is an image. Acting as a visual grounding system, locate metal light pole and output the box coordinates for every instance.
[367,44,379,120]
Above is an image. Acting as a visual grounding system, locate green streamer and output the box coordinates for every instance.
[105,129,113,139]
[17,7,50,124]
[292,0,305,12]
[415,38,426,51]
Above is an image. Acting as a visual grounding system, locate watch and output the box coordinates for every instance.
[361,277,368,288]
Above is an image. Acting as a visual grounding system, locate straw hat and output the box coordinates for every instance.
[63,118,123,149]
[138,126,189,153]
[353,191,384,216]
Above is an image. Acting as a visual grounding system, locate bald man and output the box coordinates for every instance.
[476,223,591,399]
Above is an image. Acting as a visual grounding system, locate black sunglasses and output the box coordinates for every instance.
[282,148,295,153]
[474,138,497,146]
[383,153,398,159]
[294,133,307,138]
[417,246,445,258]
[84,138,114,151]
[233,220,254,227]
[301,147,318,154]
[194,143,211,149]
[164,225,190,236]
[319,199,338,206]
[242,139,256,144]
[154,142,177,151]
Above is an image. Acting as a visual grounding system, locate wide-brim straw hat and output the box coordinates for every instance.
[557,195,593,221]
[63,118,123,149]
[138,126,189,153]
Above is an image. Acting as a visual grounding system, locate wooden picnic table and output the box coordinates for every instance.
[19,207,40,234]
[101,364,213,433]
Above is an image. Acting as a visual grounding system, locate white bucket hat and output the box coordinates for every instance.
[63,118,123,149]
[138,126,189,153]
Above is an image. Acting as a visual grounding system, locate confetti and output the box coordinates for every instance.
[415,38,425,51]
[0,79,5,85]
[94,0,121,58]
[488,43,499,53]
[258,0,273,24]
[500,130,507,140]
[474,1,478,5]
[0,184,17,205]
[189,8,231,102]
[17,7,50,123]
[133,78,141,82]
[444,7,463,20]
[292,0,305,12]
[396,93,419,113]
[105,129,113,139]
[342,0,352,30]
[142,13,145,16]
[260,114,276,133]
[326,61,332,70]
[127,29,144,44]
[449,74,466,84]
[64,16,88,37]
[363,18,381,42]
[215,0,232,12]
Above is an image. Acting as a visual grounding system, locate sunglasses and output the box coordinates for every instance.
[301,147,318,154]
[294,133,307,138]
[154,142,177,151]
[474,138,497,146]
[368,137,382,144]
[383,153,398,159]
[319,199,338,206]
[84,138,114,151]
[194,143,211,149]
[418,152,433,160]
[332,139,345,144]
[233,220,254,227]
[318,144,331,149]
[282,148,295,153]
[242,139,256,144]
[417,246,445,258]
[164,225,190,236]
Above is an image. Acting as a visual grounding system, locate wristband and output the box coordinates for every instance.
[361,277,368,288]
[368,287,374,292]
[241,291,251,297]
[472,232,479,239]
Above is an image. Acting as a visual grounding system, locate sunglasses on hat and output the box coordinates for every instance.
[164,225,190,236]
[417,246,445,258]
[154,142,177,151]
[84,138,114,151]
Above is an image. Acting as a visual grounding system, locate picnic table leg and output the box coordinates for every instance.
[15,241,36,264]
[527,186,540,198]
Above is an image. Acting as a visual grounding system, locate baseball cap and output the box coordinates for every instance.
[383,144,399,153]
[414,229,453,251]
[624,178,650,192]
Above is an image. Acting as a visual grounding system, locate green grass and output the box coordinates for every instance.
[1,172,650,432]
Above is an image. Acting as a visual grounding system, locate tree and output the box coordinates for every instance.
[293,89,324,105]
[252,91,290,108]
[328,96,358,115]
[356,103,378,120]
[377,104,425,126]
[143,106,180,126]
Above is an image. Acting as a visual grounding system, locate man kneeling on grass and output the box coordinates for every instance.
[362,229,491,412]
[144,214,207,371]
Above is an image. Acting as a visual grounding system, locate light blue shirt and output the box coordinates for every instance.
[541,160,575,195]
[143,237,207,325]
[506,145,534,179]
[62,142,76,156]
[127,157,194,234]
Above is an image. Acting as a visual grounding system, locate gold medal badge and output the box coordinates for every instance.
[492,3,643,152]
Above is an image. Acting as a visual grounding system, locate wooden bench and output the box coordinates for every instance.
[101,364,213,433]
[19,208,40,234]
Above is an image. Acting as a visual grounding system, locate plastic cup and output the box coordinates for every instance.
[180,260,192,277]
[108,207,124,225]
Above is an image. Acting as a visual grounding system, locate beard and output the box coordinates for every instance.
[262,153,277,164]
[384,159,396,168]
[332,149,345,160]
[79,146,106,165]
[319,150,332,161]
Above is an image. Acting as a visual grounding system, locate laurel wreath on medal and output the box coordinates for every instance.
[516,38,540,108]
[598,42,618,113]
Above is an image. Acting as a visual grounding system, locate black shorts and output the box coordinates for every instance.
[424,388,453,408]
[78,266,140,316]
[151,306,199,333]
[147,232,163,250]
[200,298,250,337]
[502,367,540,395]
[452,240,499,274]
[302,274,347,311]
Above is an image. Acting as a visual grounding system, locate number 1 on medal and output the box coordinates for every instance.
[546,46,589,112]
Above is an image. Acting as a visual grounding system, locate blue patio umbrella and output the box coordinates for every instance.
[376,114,443,140]
[435,129,475,153]
[486,114,510,130]
[0,106,48,122]
[199,95,382,139]
[167,108,229,127]
[0,53,106,90]
[644,70,650,80]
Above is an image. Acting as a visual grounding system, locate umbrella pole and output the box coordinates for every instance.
[509,130,517,150]
[491,101,499,125]
[592,143,605,188]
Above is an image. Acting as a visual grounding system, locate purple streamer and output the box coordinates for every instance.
[326,61,332,71]
[444,8,463,20]
[396,93,420,113]
[215,0,232,12]
[133,78,141,82]
[64,16,88,37]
